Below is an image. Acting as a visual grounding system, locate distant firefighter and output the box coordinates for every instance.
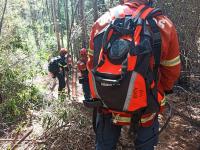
[48,48,71,99]
[77,48,91,101]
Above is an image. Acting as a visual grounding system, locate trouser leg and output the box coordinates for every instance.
[82,79,91,100]
[135,117,159,150]
[57,73,66,101]
[95,113,122,150]
[57,73,66,92]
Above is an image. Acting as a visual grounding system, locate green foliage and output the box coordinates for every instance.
[0,0,46,125]
[0,86,42,123]
[0,33,44,124]
[42,100,74,129]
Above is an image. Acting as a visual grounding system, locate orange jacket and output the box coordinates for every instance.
[77,56,88,78]
[88,2,181,126]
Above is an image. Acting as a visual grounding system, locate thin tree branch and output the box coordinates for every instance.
[11,128,33,150]
[0,0,8,35]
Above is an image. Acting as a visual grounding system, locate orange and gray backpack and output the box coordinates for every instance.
[86,5,164,119]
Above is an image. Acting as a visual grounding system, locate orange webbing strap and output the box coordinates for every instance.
[134,7,154,45]
[134,25,142,45]
[132,5,146,18]
[133,6,148,45]
[140,7,154,19]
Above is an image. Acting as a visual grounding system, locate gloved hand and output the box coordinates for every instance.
[79,77,84,84]
[164,90,173,95]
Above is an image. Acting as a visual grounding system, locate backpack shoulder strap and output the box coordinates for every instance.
[147,9,162,85]
[134,7,162,84]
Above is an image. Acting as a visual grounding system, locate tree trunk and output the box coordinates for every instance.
[0,0,8,35]
[79,0,86,48]
[110,0,114,6]
[58,0,64,48]
[28,0,41,50]
[45,0,51,29]
[68,0,80,57]
[51,0,61,51]
[0,93,3,104]
[98,0,107,12]
[64,0,70,49]
[93,0,98,22]
[61,27,64,48]
[68,0,79,44]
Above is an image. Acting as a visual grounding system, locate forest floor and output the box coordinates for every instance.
[0,73,200,150]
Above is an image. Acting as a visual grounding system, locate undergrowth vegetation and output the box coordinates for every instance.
[0,35,44,125]
[41,95,81,129]
[0,0,54,128]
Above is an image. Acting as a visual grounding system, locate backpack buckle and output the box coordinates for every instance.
[112,113,131,125]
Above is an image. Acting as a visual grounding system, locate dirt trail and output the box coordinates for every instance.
[0,74,199,150]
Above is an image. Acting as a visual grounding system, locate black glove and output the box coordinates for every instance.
[164,90,173,95]
[79,77,84,84]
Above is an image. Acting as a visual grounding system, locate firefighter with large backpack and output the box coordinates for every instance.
[85,0,181,149]
[48,48,72,99]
